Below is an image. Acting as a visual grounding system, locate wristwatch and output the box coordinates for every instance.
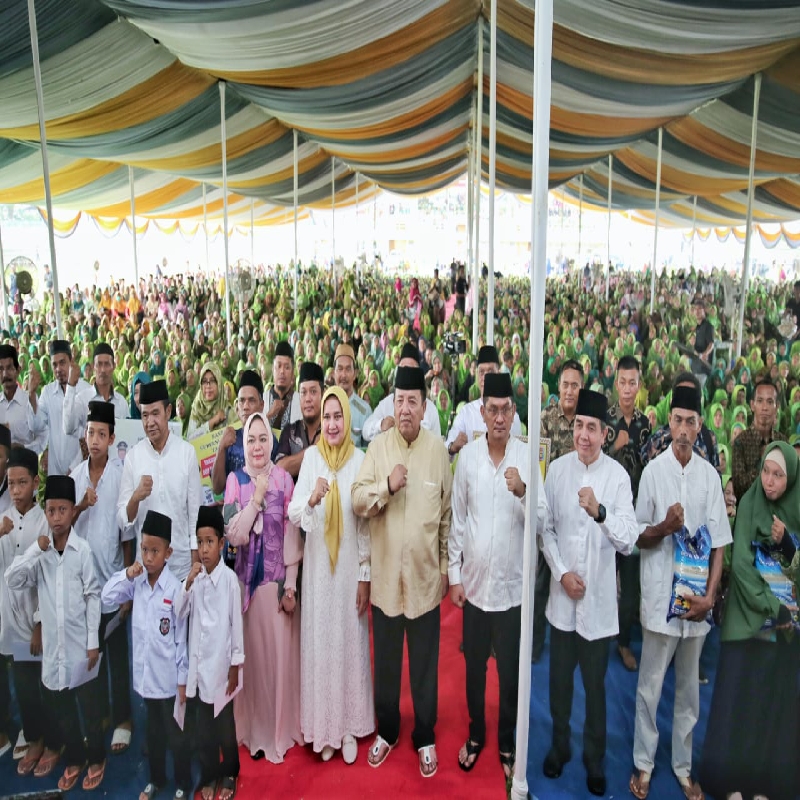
[594,504,607,524]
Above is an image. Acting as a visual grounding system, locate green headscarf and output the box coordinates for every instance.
[190,362,233,427]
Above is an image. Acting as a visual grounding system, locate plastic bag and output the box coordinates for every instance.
[753,533,800,631]
[667,524,713,624]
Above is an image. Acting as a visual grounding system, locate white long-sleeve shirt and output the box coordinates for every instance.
[117,432,201,581]
[27,379,92,474]
[0,386,46,453]
[542,451,638,641]
[102,565,188,699]
[0,504,47,654]
[445,398,522,448]
[62,383,129,436]
[362,394,442,443]
[5,531,101,690]
[448,435,547,611]
[178,561,244,704]
[636,447,732,639]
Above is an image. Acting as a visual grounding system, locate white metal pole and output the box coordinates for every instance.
[293,128,299,310]
[27,0,62,338]
[250,198,255,267]
[487,0,497,345]
[0,218,7,330]
[577,174,583,266]
[219,81,232,348]
[128,166,139,286]
[513,1,553,798]
[691,194,698,266]
[606,154,612,301]
[737,72,762,360]
[331,158,336,297]
[202,183,209,275]
[473,17,484,354]
[355,171,360,281]
[467,141,474,307]
[649,127,663,313]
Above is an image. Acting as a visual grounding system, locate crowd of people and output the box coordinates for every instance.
[0,259,798,800]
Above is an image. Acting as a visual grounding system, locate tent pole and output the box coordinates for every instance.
[202,183,209,275]
[128,166,139,287]
[250,198,255,268]
[577,174,583,266]
[487,0,497,346]
[691,195,698,266]
[512,1,553,798]
[355,172,360,282]
[606,154,612,301]
[649,127,663,314]
[737,72,762,360]
[0,218,7,330]
[331,158,336,297]
[467,139,474,310]
[27,0,62,337]
[473,17,484,354]
[219,81,232,349]
[293,129,299,311]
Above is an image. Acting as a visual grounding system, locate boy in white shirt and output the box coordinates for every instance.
[101,509,190,800]
[0,447,48,774]
[180,506,244,800]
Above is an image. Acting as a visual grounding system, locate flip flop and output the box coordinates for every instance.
[111,726,132,754]
[418,744,438,778]
[33,747,62,778]
[630,770,651,800]
[676,774,704,800]
[82,759,106,791]
[58,762,86,792]
[219,776,237,800]
[499,748,515,780]
[457,739,483,772]
[17,746,43,776]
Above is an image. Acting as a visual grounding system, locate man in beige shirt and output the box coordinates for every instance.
[352,366,452,779]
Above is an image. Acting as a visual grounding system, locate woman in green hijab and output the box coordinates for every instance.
[187,362,236,438]
[436,387,451,437]
[700,441,800,799]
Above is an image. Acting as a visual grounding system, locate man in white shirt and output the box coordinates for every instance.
[117,380,201,581]
[334,343,371,447]
[62,343,129,438]
[445,346,522,457]
[449,373,547,779]
[541,389,638,796]
[0,344,45,453]
[363,344,441,442]
[630,385,731,800]
[26,340,92,475]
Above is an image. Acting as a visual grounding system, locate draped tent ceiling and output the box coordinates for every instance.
[1,0,800,229]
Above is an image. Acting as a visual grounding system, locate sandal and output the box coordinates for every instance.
[630,770,651,800]
[676,774,704,800]
[33,747,62,777]
[418,744,437,778]
[367,735,395,768]
[111,725,132,754]
[17,744,43,776]
[499,748,515,780]
[58,762,86,792]
[139,783,159,800]
[219,776,237,800]
[458,739,483,772]
[200,782,217,800]
[13,731,29,760]
[82,759,106,791]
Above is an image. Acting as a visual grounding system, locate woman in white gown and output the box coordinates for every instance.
[288,385,374,764]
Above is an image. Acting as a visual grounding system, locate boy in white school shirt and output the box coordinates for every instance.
[5,474,105,792]
[102,509,191,800]
[180,505,244,800]
[71,400,134,754]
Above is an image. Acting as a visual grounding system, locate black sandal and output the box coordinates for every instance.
[458,739,483,772]
[499,748,515,779]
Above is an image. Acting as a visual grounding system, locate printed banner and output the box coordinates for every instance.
[112,418,183,464]
[189,422,242,505]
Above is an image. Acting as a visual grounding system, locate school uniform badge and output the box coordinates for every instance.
[160,617,171,636]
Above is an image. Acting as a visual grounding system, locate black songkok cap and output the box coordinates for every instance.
[671,385,702,415]
[483,372,513,400]
[8,446,38,476]
[477,345,500,365]
[394,366,426,395]
[49,339,71,357]
[0,344,17,362]
[274,340,294,360]
[93,342,114,360]
[143,510,172,542]
[575,388,608,421]
[298,361,324,386]
[88,401,115,427]
[238,369,264,396]
[44,475,75,504]
[196,505,224,536]
[139,380,168,405]
[400,343,419,362]
[0,424,9,450]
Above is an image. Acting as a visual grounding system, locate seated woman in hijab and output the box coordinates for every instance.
[187,362,236,438]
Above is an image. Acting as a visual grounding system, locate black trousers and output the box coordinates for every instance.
[193,697,239,785]
[549,628,610,769]
[463,602,521,752]
[144,697,191,791]
[97,611,132,727]
[532,559,551,653]
[372,604,440,750]
[41,681,105,766]
[617,552,641,648]
[12,660,44,742]
[0,654,10,736]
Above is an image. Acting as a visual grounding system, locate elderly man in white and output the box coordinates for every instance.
[541,388,638,797]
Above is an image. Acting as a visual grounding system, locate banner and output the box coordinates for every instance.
[112,418,183,464]
[189,422,243,505]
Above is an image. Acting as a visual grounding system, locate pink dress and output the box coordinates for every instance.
[224,465,302,763]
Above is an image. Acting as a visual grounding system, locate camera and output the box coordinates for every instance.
[443,331,467,355]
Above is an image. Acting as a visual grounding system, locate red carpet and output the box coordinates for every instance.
[234,601,507,799]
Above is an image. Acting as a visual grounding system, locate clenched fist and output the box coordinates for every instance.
[37,535,50,552]
[0,516,13,537]
[218,426,237,451]
[560,571,586,601]
[309,477,330,508]
[134,476,153,502]
[253,473,269,506]
[388,464,408,495]
[185,561,203,590]
[578,487,600,519]
[82,487,98,509]
[504,467,525,498]
[126,561,144,580]
[771,514,786,545]
[663,503,685,535]
[449,432,468,455]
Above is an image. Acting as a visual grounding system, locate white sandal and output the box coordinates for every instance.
[111,726,132,754]
[342,735,357,765]
[418,744,438,778]
[13,731,29,760]
[367,735,394,768]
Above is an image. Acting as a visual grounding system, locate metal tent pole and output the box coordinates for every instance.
[202,183,210,274]
[577,173,583,266]
[606,154,612,301]
[473,17,484,354]
[487,0,497,345]
[691,194,698,266]
[129,166,139,286]
[293,129,299,310]
[219,81,232,348]
[649,127,663,313]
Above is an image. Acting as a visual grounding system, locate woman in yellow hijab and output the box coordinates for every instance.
[288,385,375,765]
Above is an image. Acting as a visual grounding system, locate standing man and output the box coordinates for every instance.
[449,373,547,779]
[117,380,201,582]
[445,346,522,458]
[532,358,583,662]
[363,344,440,443]
[275,362,324,480]
[541,389,638,796]
[265,341,300,435]
[731,378,784,501]
[26,340,91,475]
[690,298,714,385]
[454,265,467,316]
[630,386,731,800]
[334,343,371,447]
[603,355,651,672]
[0,344,45,453]
[352,366,452,779]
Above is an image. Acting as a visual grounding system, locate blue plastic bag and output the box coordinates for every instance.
[667,525,713,624]
[753,533,800,631]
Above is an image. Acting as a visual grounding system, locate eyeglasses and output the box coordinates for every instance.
[201,378,217,387]
[484,404,513,418]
